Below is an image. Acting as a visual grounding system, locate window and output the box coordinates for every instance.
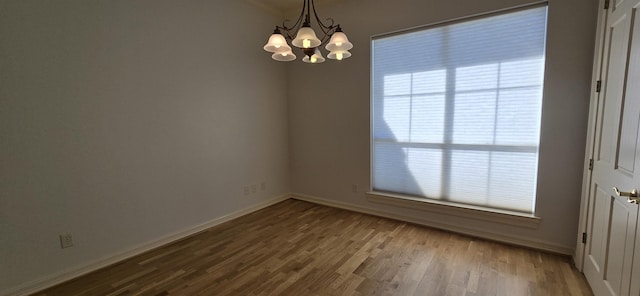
[371,5,547,214]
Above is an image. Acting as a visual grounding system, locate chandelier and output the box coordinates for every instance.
[263,0,353,63]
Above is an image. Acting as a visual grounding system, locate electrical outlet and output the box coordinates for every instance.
[243,186,250,195]
[261,182,266,191]
[251,184,257,194]
[59,233,73,249]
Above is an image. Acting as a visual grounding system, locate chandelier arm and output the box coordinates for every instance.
[319,32,332,46]
[279,0,309,40]
[310,0,337,33]
[276,25,295,40]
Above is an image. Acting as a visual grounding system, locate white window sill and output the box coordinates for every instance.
[366,191,541,229]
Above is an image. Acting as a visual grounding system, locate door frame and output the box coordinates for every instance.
[574,0,610,271]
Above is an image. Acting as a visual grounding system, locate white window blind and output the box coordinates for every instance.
[371,5,547,213]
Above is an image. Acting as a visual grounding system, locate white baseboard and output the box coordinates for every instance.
[3,194,289,296]
[291,193,574,255]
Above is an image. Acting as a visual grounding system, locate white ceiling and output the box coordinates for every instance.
[247,0,341,16]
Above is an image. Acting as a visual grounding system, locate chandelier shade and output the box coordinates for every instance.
[327,50,351,60]
[271,51,297,62]
[302,48,325,63]
[263,33,290,53]
[325,31,353,51]
[263,0,353,63]
[292,26,322,49]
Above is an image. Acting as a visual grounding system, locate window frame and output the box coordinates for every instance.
[368,2,547,225]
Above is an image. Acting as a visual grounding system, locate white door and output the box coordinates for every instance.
[582,0,640,295]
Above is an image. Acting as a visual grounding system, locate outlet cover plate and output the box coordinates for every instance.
[59,233,73,249]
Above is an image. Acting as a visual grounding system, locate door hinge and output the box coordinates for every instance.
[604,0,610,9]
[588,158,594,170]
[582,232,587,244]
[596,80,602,93]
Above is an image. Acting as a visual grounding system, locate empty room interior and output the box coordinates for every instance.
[4,0,639,295]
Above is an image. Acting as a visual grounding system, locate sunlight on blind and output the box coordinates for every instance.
[371,6,547,213]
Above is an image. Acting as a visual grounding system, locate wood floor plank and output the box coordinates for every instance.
[32,199,593,295]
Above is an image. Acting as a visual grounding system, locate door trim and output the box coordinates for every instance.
[574,0,611,271]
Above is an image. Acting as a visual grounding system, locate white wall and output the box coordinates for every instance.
[288,0,598,252]
[0,0,289,294]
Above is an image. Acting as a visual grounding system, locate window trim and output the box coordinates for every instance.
[366,191,541,229]
[370,1,549,41]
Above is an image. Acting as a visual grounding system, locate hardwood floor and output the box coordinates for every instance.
[33,199,593,296]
